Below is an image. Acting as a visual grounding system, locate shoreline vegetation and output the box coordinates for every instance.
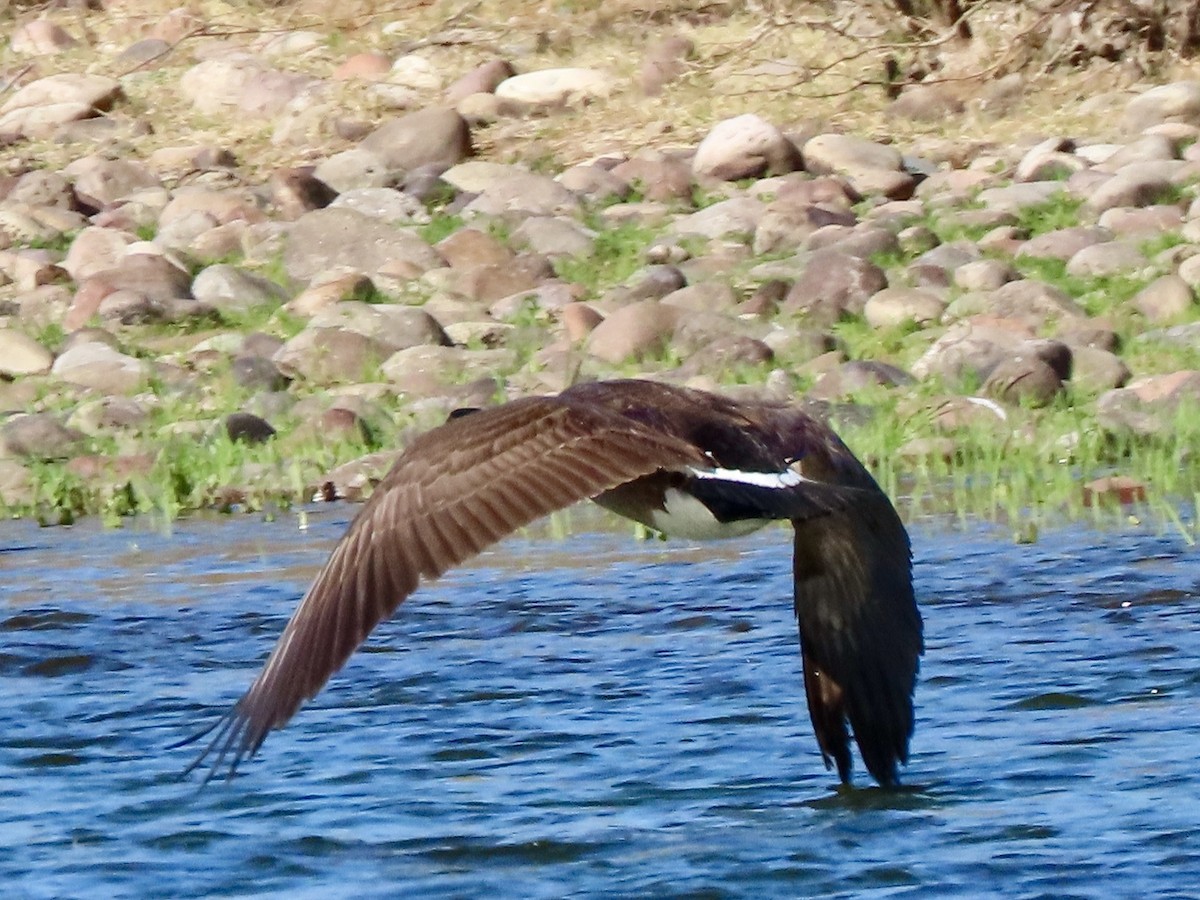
[4,2,1200,542]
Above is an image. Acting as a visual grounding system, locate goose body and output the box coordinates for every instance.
[181,379,922,786]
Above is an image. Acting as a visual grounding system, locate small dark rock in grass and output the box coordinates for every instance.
[1082,476,1147,507]
[231,355,289,392]
[224,412,276,444]
[983,356,1064,408]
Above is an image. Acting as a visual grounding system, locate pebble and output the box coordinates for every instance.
[692,114,799,181]
[494,68,614,109]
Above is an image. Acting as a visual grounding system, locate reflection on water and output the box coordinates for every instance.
[1,508,1199,898]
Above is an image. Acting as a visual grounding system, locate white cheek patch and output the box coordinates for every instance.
[687,465,807,490]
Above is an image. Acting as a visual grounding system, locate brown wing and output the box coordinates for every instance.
[792,492,921,786]
[179,394,708,780]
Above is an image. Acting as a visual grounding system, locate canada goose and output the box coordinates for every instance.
[179,379,922,786]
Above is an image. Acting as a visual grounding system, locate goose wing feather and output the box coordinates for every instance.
[178,395,707,780]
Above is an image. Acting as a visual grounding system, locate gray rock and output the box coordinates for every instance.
[0,73,122,138]
[1098,134,1178,171]
[556,164,631,205]
[692,114,799,181]
[753,201,856,254]
[283,207,442,281]
[245,69,323,118]
[388,54,443,93]
[1015,148,1087,182]
[494,68,614,109]
[661,281,738,313]
[844,168,916,201]
[65,155,160,210]
[668,197,765,240]
[115,38,171,70]
[231,355,289,392]
[510,216,595,258]
[610,154,694,202]
[63,227,134,281]
[813,225,900,259]
[1085,171,1173,212]
[915,240,982,272]
[0,329,52,376]
[783,250,887,322]
[1133,274,1194,322]
[157,187,264,230]
[912,322,1026,384]
[1065,241,1148,276]
[1017,225,1112,261]
[863,287,945,328]
[359,107,472,173]
[585,299,680,363]
[329,187,429,225]
[434,228,511,270]
[679,334,774,376]
[440,160,528,193]
[11,19,76,55]
[179,54,266,113]
[0,456,33,508]
[1096,371,1200,436]
[380,345,516,394]
[66,396,150,435]
[1123,81,1200,133]
[81,253,193,304]
[192,264,290,313]
[620,265,688,302]
[8,170,75,208]
[1178,253,1200,288]
[1097,204,1183,236]
[273,328,397,385]
[809,360,914,400]
[803,133,902,175]
[50,341,149,394]
[954,259,1018,292]
[989,279,1088,323]
[976,182,1065,213]
[313,148,392,192]
[983,355,1064,407]
[308,301,449,351]
[1070,345,1130,391]
[461,171,582,218]
[453,254,554,303]
[445,59,516,104]
[1,413,85,460]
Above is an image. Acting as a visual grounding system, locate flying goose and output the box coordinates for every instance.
[179,379,922,786]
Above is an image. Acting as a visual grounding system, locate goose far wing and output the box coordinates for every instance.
[791,493,922,786]
[177,395,707,780]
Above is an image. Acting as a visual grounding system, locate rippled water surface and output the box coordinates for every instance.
[2,508,1199,899]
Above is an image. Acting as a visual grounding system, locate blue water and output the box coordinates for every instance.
[1,508,1198,899]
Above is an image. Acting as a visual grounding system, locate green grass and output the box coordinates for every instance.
[833,392,1200,540]
[1011,193,1085,237]
[554,221,658,294]
[1011,256,1147,317]
[417,212,465,245]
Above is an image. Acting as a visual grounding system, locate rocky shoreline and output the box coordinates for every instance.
[2,9,1200,521]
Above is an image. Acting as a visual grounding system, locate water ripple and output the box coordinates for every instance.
[0,513,1199,897]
